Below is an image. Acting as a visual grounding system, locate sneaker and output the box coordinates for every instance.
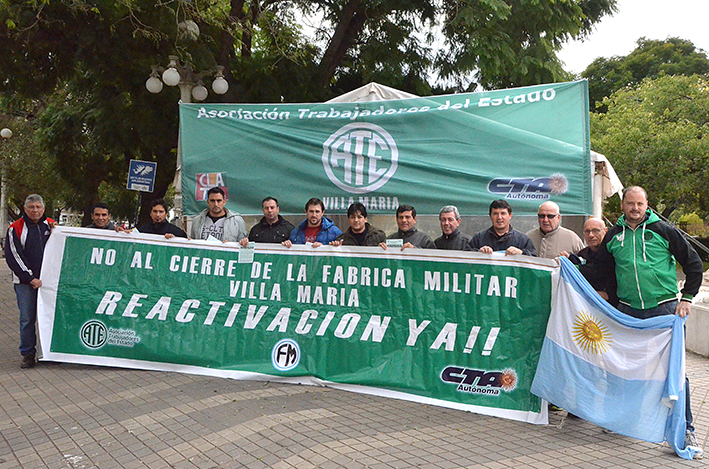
[601,428,616,434]
[548,404,564,412]
[20,354,35,369]
[684,430,704,459]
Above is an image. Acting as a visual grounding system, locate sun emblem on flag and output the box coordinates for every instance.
[571,311,612,354]
[499,369,517,391]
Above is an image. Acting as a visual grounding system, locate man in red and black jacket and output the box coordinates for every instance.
[5,194,55,369]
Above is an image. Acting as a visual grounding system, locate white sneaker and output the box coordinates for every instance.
[684,431,704,460]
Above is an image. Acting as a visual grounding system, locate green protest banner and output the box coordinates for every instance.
[180,81,591,216]
[39,228,557,423]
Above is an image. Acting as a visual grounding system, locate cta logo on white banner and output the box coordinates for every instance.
[322,123,398,194]
[272,338,300,371]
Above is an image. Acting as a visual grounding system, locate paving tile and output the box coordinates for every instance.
[0,263,706,468]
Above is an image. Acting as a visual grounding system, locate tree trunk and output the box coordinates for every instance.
[317,0,367,89]
[219,0,248,66]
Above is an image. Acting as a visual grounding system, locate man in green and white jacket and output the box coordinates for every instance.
[581,186,704,458]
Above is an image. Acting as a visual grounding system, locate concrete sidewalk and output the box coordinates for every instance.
[0,263,706,469]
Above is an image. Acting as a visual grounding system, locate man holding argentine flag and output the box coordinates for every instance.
[577,186,704,459]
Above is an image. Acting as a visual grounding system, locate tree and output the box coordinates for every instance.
[591,75,709,219]
[582,37,709,111]
[0,0,618,224]
[0,1,192,224]
[438,0,617,90]
[0,110,71,221]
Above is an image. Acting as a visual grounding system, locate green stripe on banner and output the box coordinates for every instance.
[180,80,591,216]
[38,228,556,424]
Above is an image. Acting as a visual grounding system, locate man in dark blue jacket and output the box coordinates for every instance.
[465,199,536,256]
[283,198,341,248]
[5,194,55,369]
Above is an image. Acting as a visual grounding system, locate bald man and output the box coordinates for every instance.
[578,187,704,457]
[568,218,618,306]
[526,201,583,258]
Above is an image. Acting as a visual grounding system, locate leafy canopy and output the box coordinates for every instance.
[591,74,709,219]
[582,37,709,111]
[0,0,618,224]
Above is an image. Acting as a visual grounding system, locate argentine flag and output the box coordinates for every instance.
[531,257,697,460]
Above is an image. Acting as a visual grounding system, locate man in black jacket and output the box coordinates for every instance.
[435,205,471,250]
[465,199,536,256]
[242,197,294,244]
[137,199,187,238]
[567,217,618,306]
[330,203,386,247]
[5,194,55,368]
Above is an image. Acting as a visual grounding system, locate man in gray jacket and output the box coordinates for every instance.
[380,204,435,250]
[189,187,247,242]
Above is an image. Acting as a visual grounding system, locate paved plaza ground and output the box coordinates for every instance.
[0,263,706,468]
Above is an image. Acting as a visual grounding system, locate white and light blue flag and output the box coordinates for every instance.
[532,257,697,459]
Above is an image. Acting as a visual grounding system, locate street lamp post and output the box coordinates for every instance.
[146,56,229,228]
[1,127,13,247]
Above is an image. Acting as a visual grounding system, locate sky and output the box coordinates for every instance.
[558,0,709,74]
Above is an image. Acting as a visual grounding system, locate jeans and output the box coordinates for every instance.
[15,283,38,357]
[617,300,694,432]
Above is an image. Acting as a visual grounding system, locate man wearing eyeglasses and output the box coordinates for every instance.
[526,201,583,258]
[567,218,618,306]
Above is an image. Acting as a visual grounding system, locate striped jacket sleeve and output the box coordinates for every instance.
[4,223,36,284]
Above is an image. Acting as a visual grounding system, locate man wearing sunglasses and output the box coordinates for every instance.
[526,201,583,259]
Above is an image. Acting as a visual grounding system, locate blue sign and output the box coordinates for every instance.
[127,160,157,192]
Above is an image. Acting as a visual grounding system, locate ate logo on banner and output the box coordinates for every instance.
[271,338,300,371]
[195,173,229,201]
[80,320,108,349]
[322,123,398,194]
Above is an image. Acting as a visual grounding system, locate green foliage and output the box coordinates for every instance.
[678,213,703,226]
[592,74,709,219]
[582,37,709,111]
[675,213,709,238]
[0,0,619,225]
[438,0,616,90]
[0,111,71,221]
[0,0,186,224]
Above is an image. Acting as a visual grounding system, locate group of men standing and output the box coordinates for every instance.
[3,185,704,458]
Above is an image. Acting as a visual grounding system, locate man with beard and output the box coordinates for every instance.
[283,198,341,248]
[137,199,187,239]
